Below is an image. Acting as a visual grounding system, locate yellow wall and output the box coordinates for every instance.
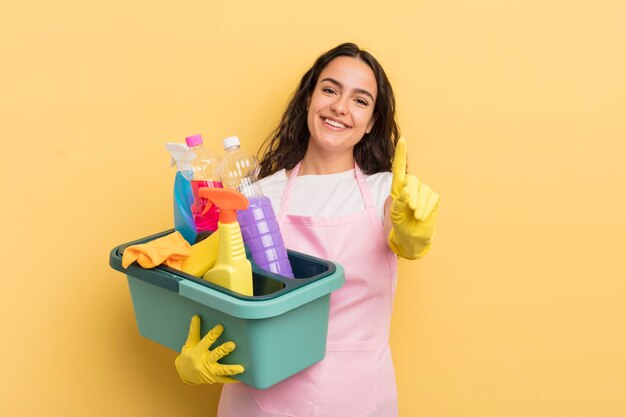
[2,1,625,416]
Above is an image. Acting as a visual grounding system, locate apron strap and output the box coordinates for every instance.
[353,164,377,212]
[354,164,387,241]
[277,162,301,223]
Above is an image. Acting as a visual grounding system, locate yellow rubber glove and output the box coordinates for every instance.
[389,137,440,260]
[174,315,244,384]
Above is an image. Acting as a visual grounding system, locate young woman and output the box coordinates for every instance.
[175,42,440,417]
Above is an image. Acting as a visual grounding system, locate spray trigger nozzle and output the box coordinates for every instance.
[165,142,194,172]
[198,188,249,224]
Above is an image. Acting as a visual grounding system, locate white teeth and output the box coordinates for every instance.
[324,118,346,128]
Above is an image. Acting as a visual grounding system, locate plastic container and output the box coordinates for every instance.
[109,229,345,389]
[199,187,253,296]
[184,134,223,235]
[165,143,197,244]
[218,136,294,277]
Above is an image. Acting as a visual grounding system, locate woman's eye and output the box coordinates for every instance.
[355,98,368,106]
[322,87,336,94]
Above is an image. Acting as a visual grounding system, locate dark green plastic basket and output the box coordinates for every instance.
[109,229,345,389]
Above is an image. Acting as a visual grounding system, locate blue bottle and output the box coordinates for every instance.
[165,142,196,244]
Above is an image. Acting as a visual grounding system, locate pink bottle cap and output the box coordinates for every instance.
[185,134,203,147]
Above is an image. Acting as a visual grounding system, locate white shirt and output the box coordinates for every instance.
[259,168,393,223]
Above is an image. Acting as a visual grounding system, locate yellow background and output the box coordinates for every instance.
[1,1,625,416]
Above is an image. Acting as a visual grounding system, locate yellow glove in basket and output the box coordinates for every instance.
[389,137,441,260]
[175,315,244,384]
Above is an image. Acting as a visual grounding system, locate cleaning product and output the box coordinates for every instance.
[184,134,223,235]
[122,231,191,270]
[165,142,197,244]
[218,136,294,278]
[180,231,220,278]
[199,187,253,296]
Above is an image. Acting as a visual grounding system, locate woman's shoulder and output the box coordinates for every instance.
[364,171,393,222]
[365,171,393,193]
[259,169,288,195]
[260,169,288,184]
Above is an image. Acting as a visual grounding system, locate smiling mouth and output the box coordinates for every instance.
[323,117,350,129]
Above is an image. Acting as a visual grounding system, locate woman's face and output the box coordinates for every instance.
[306,56,377,157]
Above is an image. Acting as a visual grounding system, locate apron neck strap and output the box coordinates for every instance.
[354,164,376,210]
[278,162,301,222]
[278,161,376,221]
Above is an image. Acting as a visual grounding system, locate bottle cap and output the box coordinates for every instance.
[185,134,203,147]
[223,136,241,150]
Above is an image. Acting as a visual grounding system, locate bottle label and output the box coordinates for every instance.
[191,180,223,232]
[237,195,294,277]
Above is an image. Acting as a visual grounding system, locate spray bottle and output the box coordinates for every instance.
[218,136,293,277]
[199,188,253,296]
[165,143,196,244]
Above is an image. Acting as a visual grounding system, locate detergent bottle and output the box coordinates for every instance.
[199,188,253,296]
[184,134,223,235]
[218,136,294,278]
[165,142,196,244]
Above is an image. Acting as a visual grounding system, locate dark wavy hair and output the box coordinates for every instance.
[258,42,400,178]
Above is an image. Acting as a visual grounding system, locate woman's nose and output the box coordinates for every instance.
[330,96,348,114]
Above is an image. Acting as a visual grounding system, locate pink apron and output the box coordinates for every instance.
[221,162,398,417]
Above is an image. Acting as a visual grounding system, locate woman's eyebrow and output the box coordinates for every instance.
[320,77,375,102]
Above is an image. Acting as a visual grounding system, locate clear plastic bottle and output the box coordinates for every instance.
[218,136,294,278]
[183,134,223,235]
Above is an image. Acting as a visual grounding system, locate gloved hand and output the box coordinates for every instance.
[389,137,440,260]
[174,315,244,384]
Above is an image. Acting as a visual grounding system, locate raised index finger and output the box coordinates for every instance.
[391,137,407,198]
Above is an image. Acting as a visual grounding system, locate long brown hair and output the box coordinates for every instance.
[258,42,400,178]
